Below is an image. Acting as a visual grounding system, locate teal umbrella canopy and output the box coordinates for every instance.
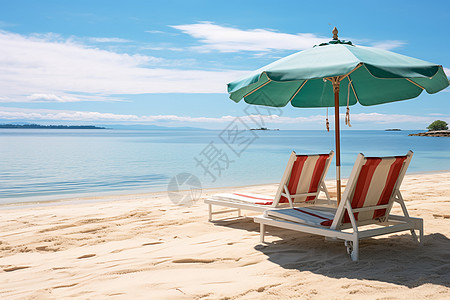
[228,40,449,108]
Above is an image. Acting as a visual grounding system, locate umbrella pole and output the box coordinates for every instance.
[332,78,342,204]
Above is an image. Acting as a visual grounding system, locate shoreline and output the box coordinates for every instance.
[0,182,279,211]
[2,169,450,210]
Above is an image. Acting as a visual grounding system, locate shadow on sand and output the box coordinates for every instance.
[212,217,450,288]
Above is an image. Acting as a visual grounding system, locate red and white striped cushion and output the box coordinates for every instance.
[280,154,330,203]
[343,155,407,223]
[212,192,274,205]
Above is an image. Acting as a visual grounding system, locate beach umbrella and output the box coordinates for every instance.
[227,28,449,203]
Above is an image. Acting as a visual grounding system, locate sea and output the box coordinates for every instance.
[0,128,449,205]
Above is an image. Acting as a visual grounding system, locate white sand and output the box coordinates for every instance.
[0,172,449,299]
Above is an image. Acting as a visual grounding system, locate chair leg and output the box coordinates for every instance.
[351,239,359,261]
[420,228,424,245]
[208,204,212,221]
[238,208,242,217]
[260,224,265,243]
[345,239,359,261]
[411,219,423,244]
[418,219,424,245]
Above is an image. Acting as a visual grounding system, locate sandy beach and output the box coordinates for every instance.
[0,172,449,299]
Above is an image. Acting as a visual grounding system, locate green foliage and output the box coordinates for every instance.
[427,120,448,131]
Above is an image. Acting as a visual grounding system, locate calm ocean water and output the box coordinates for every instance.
[0,129,449,205]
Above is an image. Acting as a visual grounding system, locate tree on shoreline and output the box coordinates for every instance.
[427,120,448,131]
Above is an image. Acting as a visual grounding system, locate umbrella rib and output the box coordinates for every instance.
[289,80,308,102]
[348,77,360,103]
[405,78,425,90]
[340,63,363,81]
[243,78,272,98]
[324,63,362,84]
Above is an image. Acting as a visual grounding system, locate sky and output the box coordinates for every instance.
[0,0,449,130]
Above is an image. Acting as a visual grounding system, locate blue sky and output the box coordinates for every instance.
[0,0,448,129]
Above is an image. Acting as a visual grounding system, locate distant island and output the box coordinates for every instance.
[250,127,280,131]
[0,124,106,129]
[385,129,401,131]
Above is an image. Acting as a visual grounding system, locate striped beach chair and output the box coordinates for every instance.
[255,151,423,261]
[205,151,334,221]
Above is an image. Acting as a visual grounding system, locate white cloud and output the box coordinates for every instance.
[142,46,184,52]
[171,22,407,53]
[171,22,329,53]
[145,30,178,36]
[0,107,441,126]
[0,30,248,103]
[371,40,406,50]
[22,93,124,103]
[0,107,139,121]
[27,94,85,102]
[345,113,435,124]
[241,113,437,125]
[0,27,438,106]
[0,93,123,103]
[88,37,131,43]
[145,30,166,34]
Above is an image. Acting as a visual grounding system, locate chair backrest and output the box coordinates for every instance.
[273,151,334,206]
[332,151,413,228]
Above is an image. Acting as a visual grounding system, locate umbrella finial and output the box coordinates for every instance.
[332,27,338,40]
